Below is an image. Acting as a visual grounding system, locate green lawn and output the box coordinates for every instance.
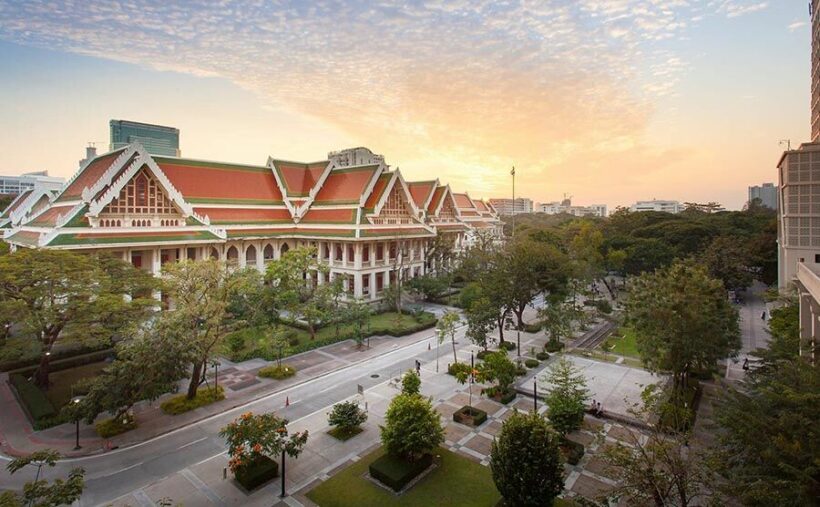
[44,361,108,409]
[608,328,640,359]
[306,447,501,507]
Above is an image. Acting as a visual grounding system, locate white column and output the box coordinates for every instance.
[256,241,264,272]
[239,243,247,268]
[354,273,363,298]
[152,248,161,275]
[369,272,377,300]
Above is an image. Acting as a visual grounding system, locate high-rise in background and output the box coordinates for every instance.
[110,120,180,157]
[748,183,777,210]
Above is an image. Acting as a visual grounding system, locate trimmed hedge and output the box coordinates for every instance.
[524,358,539,368]
[560,437,585,466]
[476,350,492,360]
[7,349,114,376]
[536,352,550,361]
[328,426,363,441]
[96,415,137,438]
[235,455,279,491]
[368,452,433,492]
[257,364,296,380]
[485,387,517,405]
[0,341,113,373]
[453,405,487,426]
[447,362,471,377]
[9,373,57,423]
[524,321,544,333]
[545,341,565,353]
[499,341,517,351]
[160,386,225,415]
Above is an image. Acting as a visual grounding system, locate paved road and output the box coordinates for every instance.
[726,281,770,381]
[0,325,471,506]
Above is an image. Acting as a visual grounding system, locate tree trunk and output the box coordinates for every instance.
[452,335,458,364]
[308,322,316,340]
[187,361,203,400]
[514,305,525,330]
[497,316,505,344]
[34,352,51,388]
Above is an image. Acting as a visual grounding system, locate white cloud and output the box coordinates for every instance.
[788,20,808,32]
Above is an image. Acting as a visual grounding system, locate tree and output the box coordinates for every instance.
[380,393,444,462]
[220,412,308,474]
[267,327,290,368]
[537,297,576,349]
[699,235,753,291]
[436,310,460,364]
[162,259,257,400]
[328,401,368,434]
[74,318,190,423]
[490,411,563,507]
[476,351,517,397]
[2,449,85,507]
[345,298,371,348]
[543,357,589,436]
[265,246,336,340]
[401,369,421,395]
[625,259,740,393]
[713,301,820,505]
[406,273,449,301]
[600,385,716,507]
[0,249,156,387]
[465,296,497,351]
[505,239,569,329]
[567,220,605,302]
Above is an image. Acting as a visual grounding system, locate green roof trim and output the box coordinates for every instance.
[154,157,269,173]
[186,216,204,226]
[64,205,90,228]
[48,230,220,247]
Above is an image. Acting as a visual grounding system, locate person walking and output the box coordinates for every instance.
[761,310,766,320]
[742,357,749,371]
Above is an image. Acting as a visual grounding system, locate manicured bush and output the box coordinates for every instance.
[524,358,539,368]
[328,426,364,441]
[447,362,471,377]
[235,455,279,491]
[453,405,487,426]
[368,452,433,492]
[560,437,585,466]
[476,349,492,360]
[524,320,544,333]
[95,414,137,438]
[545,340,565,353]
[9,373,56,421]
[536,352,550,361]
[484,386,517,405]
[499,341,517,351]
[328,401,367,439]
[401,370,421,395]
[160,386,225,415]
[258,364,296,380]
[381,393,444,462]
[9,349,114,377]
[515,365,527,376]
[1,341,112,372]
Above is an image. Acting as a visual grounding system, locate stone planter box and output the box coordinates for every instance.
[369,452,434,492]
[453,405,488,427]
[235,456,279,492]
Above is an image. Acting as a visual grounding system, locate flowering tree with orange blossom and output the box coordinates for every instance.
[219,412,308,474]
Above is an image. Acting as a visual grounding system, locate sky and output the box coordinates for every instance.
[0,0,811,210]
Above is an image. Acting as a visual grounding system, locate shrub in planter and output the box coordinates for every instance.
[499,341,517,351]
[524,358,540,368]
[328,401,367,441]
[258,364,296,380]
[477,352,517,401]
[515,365,527,376]
[484,386,516,405]
[234,455,279,491]
[9,373,56,422]
[476,349,492,360]
[524,321,544,333]
[96,414,137,438]
[536,352,550,361]
[161,386,225,415]
[560,437,585,465]
[453,405,487,426]
[447,362,471,377]
[545,340,565,353]
[369,452,433,492]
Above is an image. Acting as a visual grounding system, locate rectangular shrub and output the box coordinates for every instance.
[160,386,225,415]
[9,373,56,422]
[368,452,433,492]
[96,416,137,438]
[560,437,585,466]
[235,455,279,491]
[1,343,112,372]
[453,406,487,427]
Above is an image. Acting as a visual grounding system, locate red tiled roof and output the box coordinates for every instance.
[407,181,436,208]
[453,193,474,209]
[1,189,33,218]
[364,173,391,209]
[7,230,40,246]
[427,186,446,214]
[226,227,356,239]
[27,205,76,227]
[193,207,292,224]
[158,158,283,204]
[57,150,123,201]
[475,200,488,212]
[460,210,480,217]
[314,166,378,204]
[300,208,357,224]
[273,161,327,197]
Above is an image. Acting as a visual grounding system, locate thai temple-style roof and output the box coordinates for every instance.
[2,145,500,249]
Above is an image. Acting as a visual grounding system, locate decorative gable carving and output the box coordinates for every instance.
[372,182,415,225]
[97,168,183,228]
[437,195,458,222]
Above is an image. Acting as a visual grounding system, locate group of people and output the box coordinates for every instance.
[588,399,604,417]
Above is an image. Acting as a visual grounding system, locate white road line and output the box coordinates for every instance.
[176,436,208,451]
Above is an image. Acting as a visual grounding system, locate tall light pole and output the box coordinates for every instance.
[511,165,516,239]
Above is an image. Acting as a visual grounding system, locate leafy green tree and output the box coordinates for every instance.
[0,249,156,386]
[699,235,753,291]
[490,411,563,507]
[2,449,84,507]
[505,239,569,329]
[267,327,290,368]
[465,296,497,351]
[162,259,257,400]
[406,274,449,301]
[345,298,371,348]
[380,393,444,462]
[328,401,367,433]
[220,412,308,474]
[537,298,576,349]
[436,310,460,364]
[476,351,517,397]
[623,238,676,276]
[401,369,421,395]
[626,259,740,392]
[713,301,819,506]
[543,357,589,435]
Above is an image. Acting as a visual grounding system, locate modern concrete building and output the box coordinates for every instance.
[2,145,501,303]
[629,199,681,214]
[0,171,64,195]
[110,120,181,157]
[748,183,778,209]
[812,0,820,142]
[536,198,606,217]
[488,197,532,216]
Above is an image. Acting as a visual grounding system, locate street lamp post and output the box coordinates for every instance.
[517,327,521,358]
[211,359,220,391]
[71,396,83,450]
[533,379,538,413]
[280,448,287,498]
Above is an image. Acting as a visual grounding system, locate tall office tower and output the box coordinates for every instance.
[110,120,180,157]
[748,183,778,209]
[812,0,820,141]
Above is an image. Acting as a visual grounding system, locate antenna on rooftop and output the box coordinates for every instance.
[779,139,791,150]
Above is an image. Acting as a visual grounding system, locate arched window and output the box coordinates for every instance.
[210,247,220,260]
[245,245,257,264]
[263,244,274,261]
[116,220,121,227]
[135,174,148,207]
[132,220,137,227]
[281,243,290,255]
[226,246,239,264]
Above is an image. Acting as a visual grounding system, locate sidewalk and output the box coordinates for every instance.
[0,322,450,459]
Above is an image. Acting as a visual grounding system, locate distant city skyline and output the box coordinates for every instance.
[0,1,811,210]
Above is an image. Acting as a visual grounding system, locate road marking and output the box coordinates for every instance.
[180,468,226,506]
[110,462,143,475]
[176,436,208,451]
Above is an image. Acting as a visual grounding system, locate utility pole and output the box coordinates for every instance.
[511,166,516,239]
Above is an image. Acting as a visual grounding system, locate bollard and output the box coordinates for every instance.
[285,396,290,407]
[223,468,227,480]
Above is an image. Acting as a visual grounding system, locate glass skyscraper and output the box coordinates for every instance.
[109,120,180,157]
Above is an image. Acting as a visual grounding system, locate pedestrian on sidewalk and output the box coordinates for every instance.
[761,310,766,320]
[742,357,749,371]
